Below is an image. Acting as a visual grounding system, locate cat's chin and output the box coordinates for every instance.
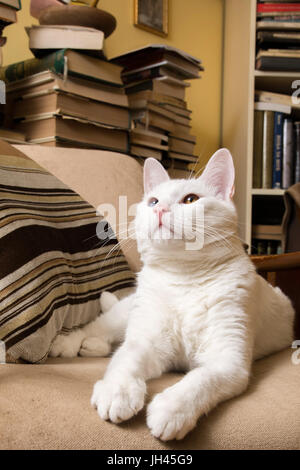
[137,237,189,256]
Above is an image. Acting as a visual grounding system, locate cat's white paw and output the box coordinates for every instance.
[91,377,146,423]
[79,336,111,357]
[147,391,197,441]
[49,331,84,358]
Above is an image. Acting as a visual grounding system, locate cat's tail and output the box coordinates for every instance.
[100,291,119,313]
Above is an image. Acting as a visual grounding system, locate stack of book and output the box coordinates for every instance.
[112,45,204,177]
[256,1,300,71]
[1,23,131,152]
[253,90,300,189]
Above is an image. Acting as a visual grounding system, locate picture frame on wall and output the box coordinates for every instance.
[134,0,168,37]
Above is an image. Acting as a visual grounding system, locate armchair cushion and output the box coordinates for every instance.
[0,140,135,364]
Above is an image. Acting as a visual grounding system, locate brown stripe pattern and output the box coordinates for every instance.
[0,154,135,363]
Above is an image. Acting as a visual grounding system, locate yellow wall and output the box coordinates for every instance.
[3,0,224,166]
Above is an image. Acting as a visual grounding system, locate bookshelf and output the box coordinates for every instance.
[221,0,298,253]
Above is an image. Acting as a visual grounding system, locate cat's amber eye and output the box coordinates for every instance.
[182,194,199,204]
[148,197,159,207]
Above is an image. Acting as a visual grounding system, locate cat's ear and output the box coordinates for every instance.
[144,158,170,194]
[199,148,235,201]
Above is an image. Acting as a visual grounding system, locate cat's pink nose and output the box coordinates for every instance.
[153,204,170,226]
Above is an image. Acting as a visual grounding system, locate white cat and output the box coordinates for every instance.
[50,149,295,441]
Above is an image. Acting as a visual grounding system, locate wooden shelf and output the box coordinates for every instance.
[252,188,285,196]
[221,0,288,253]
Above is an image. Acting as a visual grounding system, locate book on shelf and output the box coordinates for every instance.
[257,48,300,57]
[253,110,264,188]
[262,110,275,188]
[258,0,300,2]
[26,25,105,58]
[272,111,284,188]
[257,13,300,20]
[0,49,123,87]
[257,3,300,14]
[254,100,291,114]
[282,118,294,188]
[12,91,131,130]
[15,115,129,153]
[255,90,300,111]
[256,20,300,30]
[256,50,300,71]
[253,109,299,190]
[295,121,300,183]
[252,239,282,255]
[257,31,300,47]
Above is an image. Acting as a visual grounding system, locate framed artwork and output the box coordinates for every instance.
[134,0,168,37]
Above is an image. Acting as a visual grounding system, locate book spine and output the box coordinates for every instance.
[272,112,284,188]
[294,122,300,184]
[253,110,264,188]
[0,50,66,83]
[262,111,274,189]
[282,118,294,189]
[122,68,160,85]
[257,4,300,13]
[0,0,21,10]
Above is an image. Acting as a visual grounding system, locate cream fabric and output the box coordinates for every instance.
[15,146,143,273]
[0,349,299,450]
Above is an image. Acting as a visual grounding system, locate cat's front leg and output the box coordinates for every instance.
[147,340,252,441]
[91,337,166,424]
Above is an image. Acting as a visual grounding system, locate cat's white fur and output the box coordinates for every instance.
[50,149,294,441]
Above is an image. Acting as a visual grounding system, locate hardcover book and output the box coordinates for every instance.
[262,111,274,189]
[272,112,284,188]
[253,110,264,188]
[282,118,294,189]
[0,50,123,87]
[295,121,300,184]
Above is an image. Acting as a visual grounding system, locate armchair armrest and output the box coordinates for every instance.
[251,252,300,340]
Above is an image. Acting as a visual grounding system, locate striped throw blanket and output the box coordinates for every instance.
[0,152,135,363]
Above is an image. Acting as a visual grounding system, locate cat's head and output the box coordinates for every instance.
[135,148,238,260]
